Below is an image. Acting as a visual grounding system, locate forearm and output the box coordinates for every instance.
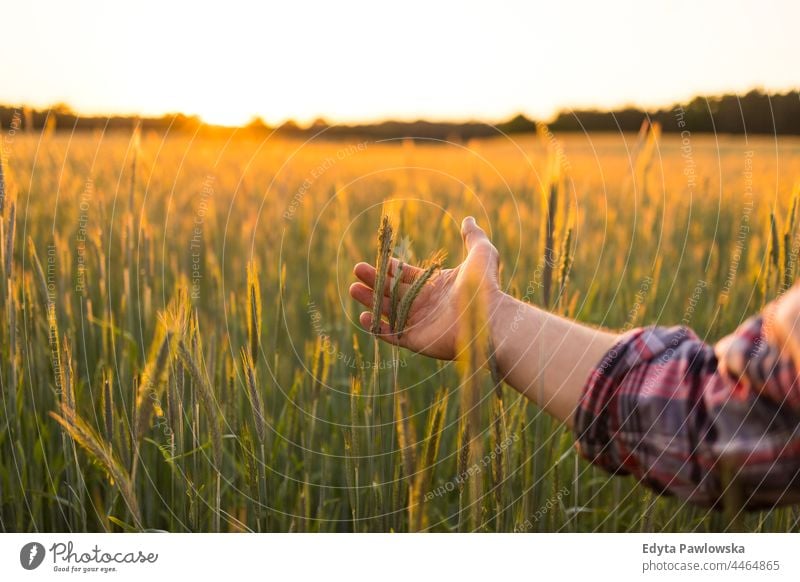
[488,291,619,428]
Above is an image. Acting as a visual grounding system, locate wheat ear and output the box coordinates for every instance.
[371,215,393,334]
[395,253,444,337]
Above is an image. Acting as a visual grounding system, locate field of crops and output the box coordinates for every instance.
[1,126,799,532]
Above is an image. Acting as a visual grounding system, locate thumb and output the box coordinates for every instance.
[461,216,489,252]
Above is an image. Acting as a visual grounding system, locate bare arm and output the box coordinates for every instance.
[486,292,618,427]
[349,216,618,427]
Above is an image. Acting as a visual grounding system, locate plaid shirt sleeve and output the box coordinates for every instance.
[573,317,800,509]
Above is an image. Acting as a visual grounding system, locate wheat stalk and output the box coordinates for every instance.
[346,376,362,527]
[0,140,6,214]
[240,346,268,531]
[412,386,448,531]
[5,202,15,280]
[455,270,489,531]
[102,368,114,450]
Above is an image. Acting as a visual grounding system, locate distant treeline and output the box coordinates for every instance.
[0,105,203,135]
[549,90,800,135]
[2,89,798,140]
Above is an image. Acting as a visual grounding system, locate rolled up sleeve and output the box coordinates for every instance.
[573,323,800,509]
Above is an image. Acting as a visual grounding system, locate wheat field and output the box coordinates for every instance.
[1,126,799,532]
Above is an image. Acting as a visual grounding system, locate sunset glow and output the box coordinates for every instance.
[2,0,798,126]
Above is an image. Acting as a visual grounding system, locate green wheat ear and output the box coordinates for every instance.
[241,347,266,445]
[177,340,222,467]
[371,215,394,334]
[50,404,142,529]
[389,261,404,333]
[246,259,262,361]
[395,250,445,338]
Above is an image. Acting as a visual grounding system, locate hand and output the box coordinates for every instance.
[769,282,800,372]
[715,282,800,389]
[349,217,500,360]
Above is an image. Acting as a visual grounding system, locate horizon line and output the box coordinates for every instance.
[3,86,798,130]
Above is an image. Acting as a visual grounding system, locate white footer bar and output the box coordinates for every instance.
[1,533,798,581]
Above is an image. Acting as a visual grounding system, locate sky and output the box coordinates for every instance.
[2,0,798,127]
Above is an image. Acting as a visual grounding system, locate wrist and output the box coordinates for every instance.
[487,290,522,376]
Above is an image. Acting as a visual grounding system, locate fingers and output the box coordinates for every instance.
[461,216,489,252]
[714,335,737,377]
[715,333,753,388]
[357,312,401,346]
[353,259,417,296]
[716,308,790,393]
[349,282,392,315]
[390,258,421,283]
